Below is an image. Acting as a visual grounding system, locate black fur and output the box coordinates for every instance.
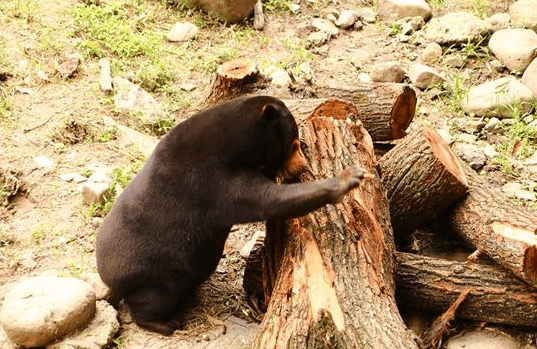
[96,95,365,334]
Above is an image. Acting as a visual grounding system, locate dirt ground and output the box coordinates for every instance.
[1,0,535,348]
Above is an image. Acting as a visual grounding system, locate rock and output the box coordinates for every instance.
[408,63,444,89]
[182,0,257,23]
[359,7,377,23]
[484,117,501,132]
[57,55,81,80]
[370,61,405,82]
[59,172,87,182]
[488,29,537,73]
[443,53,465,68]
[398,16,425,35]
[521,58,537,97]
[0,277,96,348]
[377,0,432,21]
[264,66,292,87]
[336,10,359,29]
[483,144,499,159]
[461,77,535,117]
[452,142,487,171]
[34,155,54,169]
[311,18,339,37]
[113,77,163,123]
[78,273,114,301]
[116,124,158,158]
[422,42,442,63]
[509,0,537,31]
[503,182,537,201]
[307,31,331,47]
[46,301,119,349]
[484,13,511,32]
[166,22,199,42]
[425,12,489,45]
[80,171,113,205]
[446,329,521,349]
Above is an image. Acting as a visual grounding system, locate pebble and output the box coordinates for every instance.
[370,61,405,83]
[484,13,511,32]
[336,10,359,29]
[1,277,96,348]
[408,63,445,89]
[113,77,164,123]
[34,155,54,169]
[80,171,113,205]
[422,42,442,63]
[488,29,537,73]
[377,0,432,21]
[167,22,199,42]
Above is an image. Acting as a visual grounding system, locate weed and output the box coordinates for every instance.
[135,58,176,92]
[144,116,176,136]
[97,127,118,143]
[30,222,56,242]
[429,0,443,9]
[264,0,291,13]
[0,0,40,23]
[388,22,401,36]
[472,0,490,18]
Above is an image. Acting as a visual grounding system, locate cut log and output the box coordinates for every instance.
[396,252,537,327]
[283,96,414,142]
[310,83,417,140]
[447,163,537,289]
[249,113,419,348]
[379,127,469,242]
[206,59,269,104]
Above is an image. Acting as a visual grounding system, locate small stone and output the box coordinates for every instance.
[484,13,511,32]
[446,329,521,349]
[78,273,113,301]
[358,7,377,23]
[484,117,501,132]
[311,18,340,37]
[483,144,499,159]
[399,16,425,35]
[377,0,432,21]
[57,55,81,80]
[425,12,489,45]
[265,66,292,87]
[240,230,266,258]
[1,277,96,348]
[167,22,199,42]
[59,173,87,182]
[179,83,197,91]
[370,61,405,83]
[408,63,445,89]
[80,171,113,205]
[34,155,54,168]
[422,42,442,64]
[443,53,465,68]
[336,10,359,29]
[307,31,331,47]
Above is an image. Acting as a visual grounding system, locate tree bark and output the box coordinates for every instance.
[250,113,418,348]
[447,163,537,289]
[309,83,417,140]
[283,95,415,142]
[379,127,469,241]
[206,59,269,104]
[396,252,537,327]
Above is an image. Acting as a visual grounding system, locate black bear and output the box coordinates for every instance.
[96,95,368,335]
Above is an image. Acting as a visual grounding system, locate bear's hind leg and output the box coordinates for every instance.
[124,280,192,335]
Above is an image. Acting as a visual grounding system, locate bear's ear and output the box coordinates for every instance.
[261,103,279,120]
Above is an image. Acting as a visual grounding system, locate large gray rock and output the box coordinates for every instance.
[47,301,119,349]
[182,0,257,23]
[377,0,432,21]
[1,277,96,348]
[425,12,489,45]
[488,29,537,72]
[446,329,520,349]
[521,58,537,97]
[509,0,537,31]
[461,77,535,117]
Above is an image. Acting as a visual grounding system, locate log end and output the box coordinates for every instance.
[310,98,359,121]
[389,85,416,139]
[524,243,537,286]
[217,59,258,79]
[424,127,469,191]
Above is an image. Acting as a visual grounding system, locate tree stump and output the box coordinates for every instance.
[396,252,537,327]
[206,59,269,104]
[283,96,415,142]
[379,127,469,242]
[249,111,419,348]
[312,83,417,140]
[447,163,537,289]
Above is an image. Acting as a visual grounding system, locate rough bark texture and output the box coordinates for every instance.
[396,252,537,327]
[206,59,269,104]
[283,96,415,142]
[379,127,469,239]
[311,83,417,140]
[448,163,537,288]
[251,113,418,349]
